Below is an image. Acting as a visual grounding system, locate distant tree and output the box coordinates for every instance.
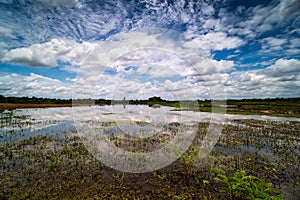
[0,95,6,103]
[148,96,164,102]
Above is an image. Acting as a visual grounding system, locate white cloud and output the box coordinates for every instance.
[0,73,72,98]
[1,29,227,75]
[0,26,16,39]
[202,19,224,32]
[264,58,300,76]
[289,38,300,48]
[286,38,300,55]
[1,59,299,99]
[0,28,242,99]
[0,42,8,57]
[258,35,300,57]
[1,38,95,67]
[2,39,71,67]
[193,59,235,75]
[221,58,300,98]
[233,6,277,37]
[183,32,245,51]
[261,37,288,51]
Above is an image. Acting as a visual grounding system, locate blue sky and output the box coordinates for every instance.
[0,0,299,100]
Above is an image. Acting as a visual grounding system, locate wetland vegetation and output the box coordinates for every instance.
[0,105,299,199]
[1,95,299,118]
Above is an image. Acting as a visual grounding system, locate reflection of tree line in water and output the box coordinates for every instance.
[1,95,299,117]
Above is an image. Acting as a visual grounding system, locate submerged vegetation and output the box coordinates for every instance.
[0,134,287,199]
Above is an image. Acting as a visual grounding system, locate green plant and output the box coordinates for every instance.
[10,189,40,200]
[112,172,126,188]
[153,171,168,181]
[48,153,59,172]
[180,145,200,177]
[167,193,191,200]
[212,167,283,200]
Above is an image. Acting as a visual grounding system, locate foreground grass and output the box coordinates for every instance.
[1,119,299,199]
[0,136,283,199]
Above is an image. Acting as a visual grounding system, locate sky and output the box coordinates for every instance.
[0,0,299,100]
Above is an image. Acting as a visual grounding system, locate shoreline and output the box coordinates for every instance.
[0,103,299,118]
[0,103,73,110]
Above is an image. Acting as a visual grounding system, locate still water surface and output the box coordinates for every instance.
[1,105,299,142]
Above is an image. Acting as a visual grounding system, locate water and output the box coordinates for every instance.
[1,105,299,142]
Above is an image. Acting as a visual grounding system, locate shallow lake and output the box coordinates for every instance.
[1,105,299,142]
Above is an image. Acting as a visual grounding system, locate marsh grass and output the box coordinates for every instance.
[0,118,299,199]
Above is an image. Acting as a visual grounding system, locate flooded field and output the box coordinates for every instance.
[0,105,299,199]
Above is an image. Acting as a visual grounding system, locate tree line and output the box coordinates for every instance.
[0,95,299,105]
[0,95,72,104]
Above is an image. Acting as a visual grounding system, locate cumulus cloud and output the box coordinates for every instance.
[183,32,245,51]
[1,38,94,67]
[69,30,229,99]
[2,39,71,67]
[2,29,235,75]
[1,59,299,99]
[0,73,72,98]
[264,59,300,77]
[193,59,235,76]
[7,27,291,100]
[222,58,300,98]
